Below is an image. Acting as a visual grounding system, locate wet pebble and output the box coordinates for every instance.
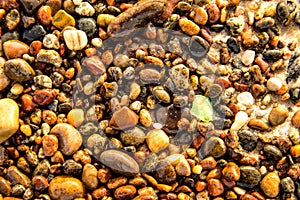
[37,5,52,25]
[260,172,280,198]
[75,2,95,16]
[238,166,261,188]
[255,17,275,30]
[34,75,52,88]
[82,164,98,190]
[227,37,240,53]
[3,40,29,59]
[5,9,20,31]
[49,176,84,200]
[114,185,136,200]
[175,158,191,176]
[268,107,289,126]
[97,14,116,27]
[4,58,35,81]
[146,129,169,153]
[222,162,240,181]
[31,175,48,191]
[139,68,161,84]
[0,176,12,196]
[206,4,220,24]
[33,89,57,106]
[281,177,294,193]
[193,7,208,25]
[0,98,19,143]
[62,159,82,175]
[42,34,59,49]
[120,127,145,147]
[277,2,290,19]
[169,64,189,91]
[238,130,258,151]
[154,160,177,184]
[202,136,226,158]
[109,107,138,130]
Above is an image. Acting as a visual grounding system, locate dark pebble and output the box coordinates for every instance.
[4,58,35,82]
[154,160,177,184]
[255,17,275,30]
[295,11,300,25]
[281,177,295,193]
[227,37,240,53]
[237,130,258,151]
[277,2,290,19]
[141,153,158,172]
[62,159,83,176]
[262,49,283,61]
[78,18,96,37]
[263,144,282,161]
[33,89,57,106]
[23,25,46,42]
[189,36,209,58]
[33,159,50,176]
[1,31,20,43]
[19,0,45,14]
[238,166,261,188]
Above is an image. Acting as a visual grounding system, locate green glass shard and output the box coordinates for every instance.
[190,95,214,122]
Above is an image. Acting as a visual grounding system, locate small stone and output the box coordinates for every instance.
[193,7,208,25]
[153,87,170,103]
[114,54,129,68]
[5,9,20,31]
[139,68,161,84]
[20,124,32,136]
[97,14,116,27]
[7,166,31,187]
[238,130,258,151]
[268,107,289,126]
[154,160,177,184]
[43,34,59,49]
[37,5,52,25]
[78,18,96,37]
[75,2,95,16]
[23,25,46,42]
[3,40,29,59]
[83,56,106,76]
[169,64,189,91]
[0,99,19,143]
[33,89,57,106]
[292,110,300,128]
[206,4,220,24]
[50,123,82,156]
[109,107,138,130]
[226,17,245,36]
[4,58,35,81]
[227,37,240,53]
[0,176,12,196]
[107,177,127,189]
[263,50,283,61]
[241,50,255,66]
[63,30,88,51]
[49,176,84,200]
[10,83,24,95]
[280,177,294,193]
[267,77,283,91]
[222,162,240,181]
[34,75,52,88]
[175,158,191,176]
[255,17,275,30]
[238,166,261,188]
[237,92,254,107]
[208,179,224,196]
[42,135,58,156]
[178,18,200,36]
[92,186,110,199]
[120,127,145,147]
[82,164,98,190]
[19,0,44,14]
[202,136,226,158]
[100,150,139,176]
[114,185,136,200]
[52,9,75,29]
[37,49,62,67]
[0,64,10,91]
[260,172,280,198]
[67,109,84,128]
[248,118,269,130]
[290,144,300,158]
[31,175,48,191]
[0,0,19,11]
[277,2,290,19]
[62,159,82,175]
[146,129,169,153]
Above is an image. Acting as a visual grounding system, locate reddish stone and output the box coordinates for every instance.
[195,181,207,192]
[32,175,49,191]
[37,6,52,26]
[21,94,37,112]
[207,179,224,196]
[33,89,57,106]
[109,107,138,130]
[29,41,43,56]
[200,156,217,170]
[214,77,231,89]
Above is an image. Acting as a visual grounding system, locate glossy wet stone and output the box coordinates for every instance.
[201,136,226,158]
[238,166,261,188]
[36,49,62,67]
[4,58,35,82]
[260,172,280,198]
[238,130,258,151]
[268,107,289,126]
[3,40,29,59]
[77,18,96,37]
[154,160,177,184]
[146,129,170,153]
[114,185,136,200]
[0,176,12,196]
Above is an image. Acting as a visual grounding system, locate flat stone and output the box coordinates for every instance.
[260,172,280,198]
[109,107,138,130]
[0,99,19,143]
[23,25,46,42]
[37,49,62,67]
[63,30,88,50]
[268,107,289,126]
[52,9,75,29]
[248,118,269,130]
[4,58,35,82]
[49,176,84,200]
[7,166,31,187]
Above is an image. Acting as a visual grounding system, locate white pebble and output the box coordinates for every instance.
[237,92,254,107]
[230,111,249,131]
[63,30,88,51]
[241,50,255,66]
[267,77,282,91]
[75,2,95,16]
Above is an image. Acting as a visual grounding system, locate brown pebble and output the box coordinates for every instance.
[92,186,110,199]
[0,176,12,196]
[206,4,220,24]
[21,94,36,112]
[42,135,58,156]
[248,118,269,130]
[195,181,207,192]
[108,176,127,189]
[292,110,300,128]
[222,162,240,181]
[37,5,52,25]
[33,89,57,106]
[268,107,289,126]
[97,168,112,183]
[42,110,57,125]
[29,41,43,56]
[193,7,208,25]
[82,164,98,190]
[208,178,224,196]
[32,175,48,191]
[200,156,217,170]
[109,107,138,130]
[7,166,31,187]
[260,172,280,198]
[179,18,200,36]
[3,40,29,59]
[114,185,136,200]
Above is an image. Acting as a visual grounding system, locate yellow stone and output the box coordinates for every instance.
[20,124,32,137]
[97,14,116,27]
[52,10,75,29]
[0,99,19,143]
[146,129,169,153]
[67,109,84,127]
[290,144,300,158]
[157,184,172,192]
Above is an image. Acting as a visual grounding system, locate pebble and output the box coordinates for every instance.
[241,50,255,66]
[248,118,269,130]
[10,83,24,95]
[97,14,116,27]
[42,34,59,49]
[178,18,200,36]
[37,5,52,25]
[109,107,138,130]
[23,25,46,42]
[292,110,300,127]
[5,9,20,31]
[290,144,300,158]
[146,129,170,153]
[31,175,48,191]
[67,109,84,128]
[0,98,19,143]
[75,2,95,16]
[62,159,82,175]
[154,160,177,184]
[19,0,44,14]
[50,123,82,155]
[34,75,52,88]
[139,68,161,84]
[100,150,139,176]
[206,4,220,24]
[277,2,290,19]
[7,166,31,187]
[176,159,191,176]
[82,164,98,190]
[226,17,245,36]
[3,40,29,59]
[238,166,261,188]
[260,172,280,198]
[231,111,249,131]
[169,64,190,91]
[267,77,283,91]
[208,179,224,196]
[78,18,96,37]
[63,30,88,51]
[227,37,240,53]
[42,109,57,124]
[49,176,84,200]
[52,9,75,30]
[222,162,240,181]
[255,17,275,29]
[281,177,294,193]
[120,127,145,146]
[37,49,62,67]
[202,136,226,158]
[4,58,35,81]
[42,135,58,156]
[83,56,106,75]
[268,107,289,126]
[237,92,254,107]
[114,185,136,200]
[238,130,258,151]
[33,89,57,106]
[92,186,110,199]
[0,176,12,196]
[193,7,208,25]
[0,65,10,91]
[263,50,283,61]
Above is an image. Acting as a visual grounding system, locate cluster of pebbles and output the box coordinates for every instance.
[1,0,300,199]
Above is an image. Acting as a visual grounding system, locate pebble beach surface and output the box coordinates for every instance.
[1,0,300,199]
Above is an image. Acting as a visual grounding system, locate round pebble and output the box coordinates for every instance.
[260,172,280,198]
[146,129,170,153]
[267,77,283,91]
